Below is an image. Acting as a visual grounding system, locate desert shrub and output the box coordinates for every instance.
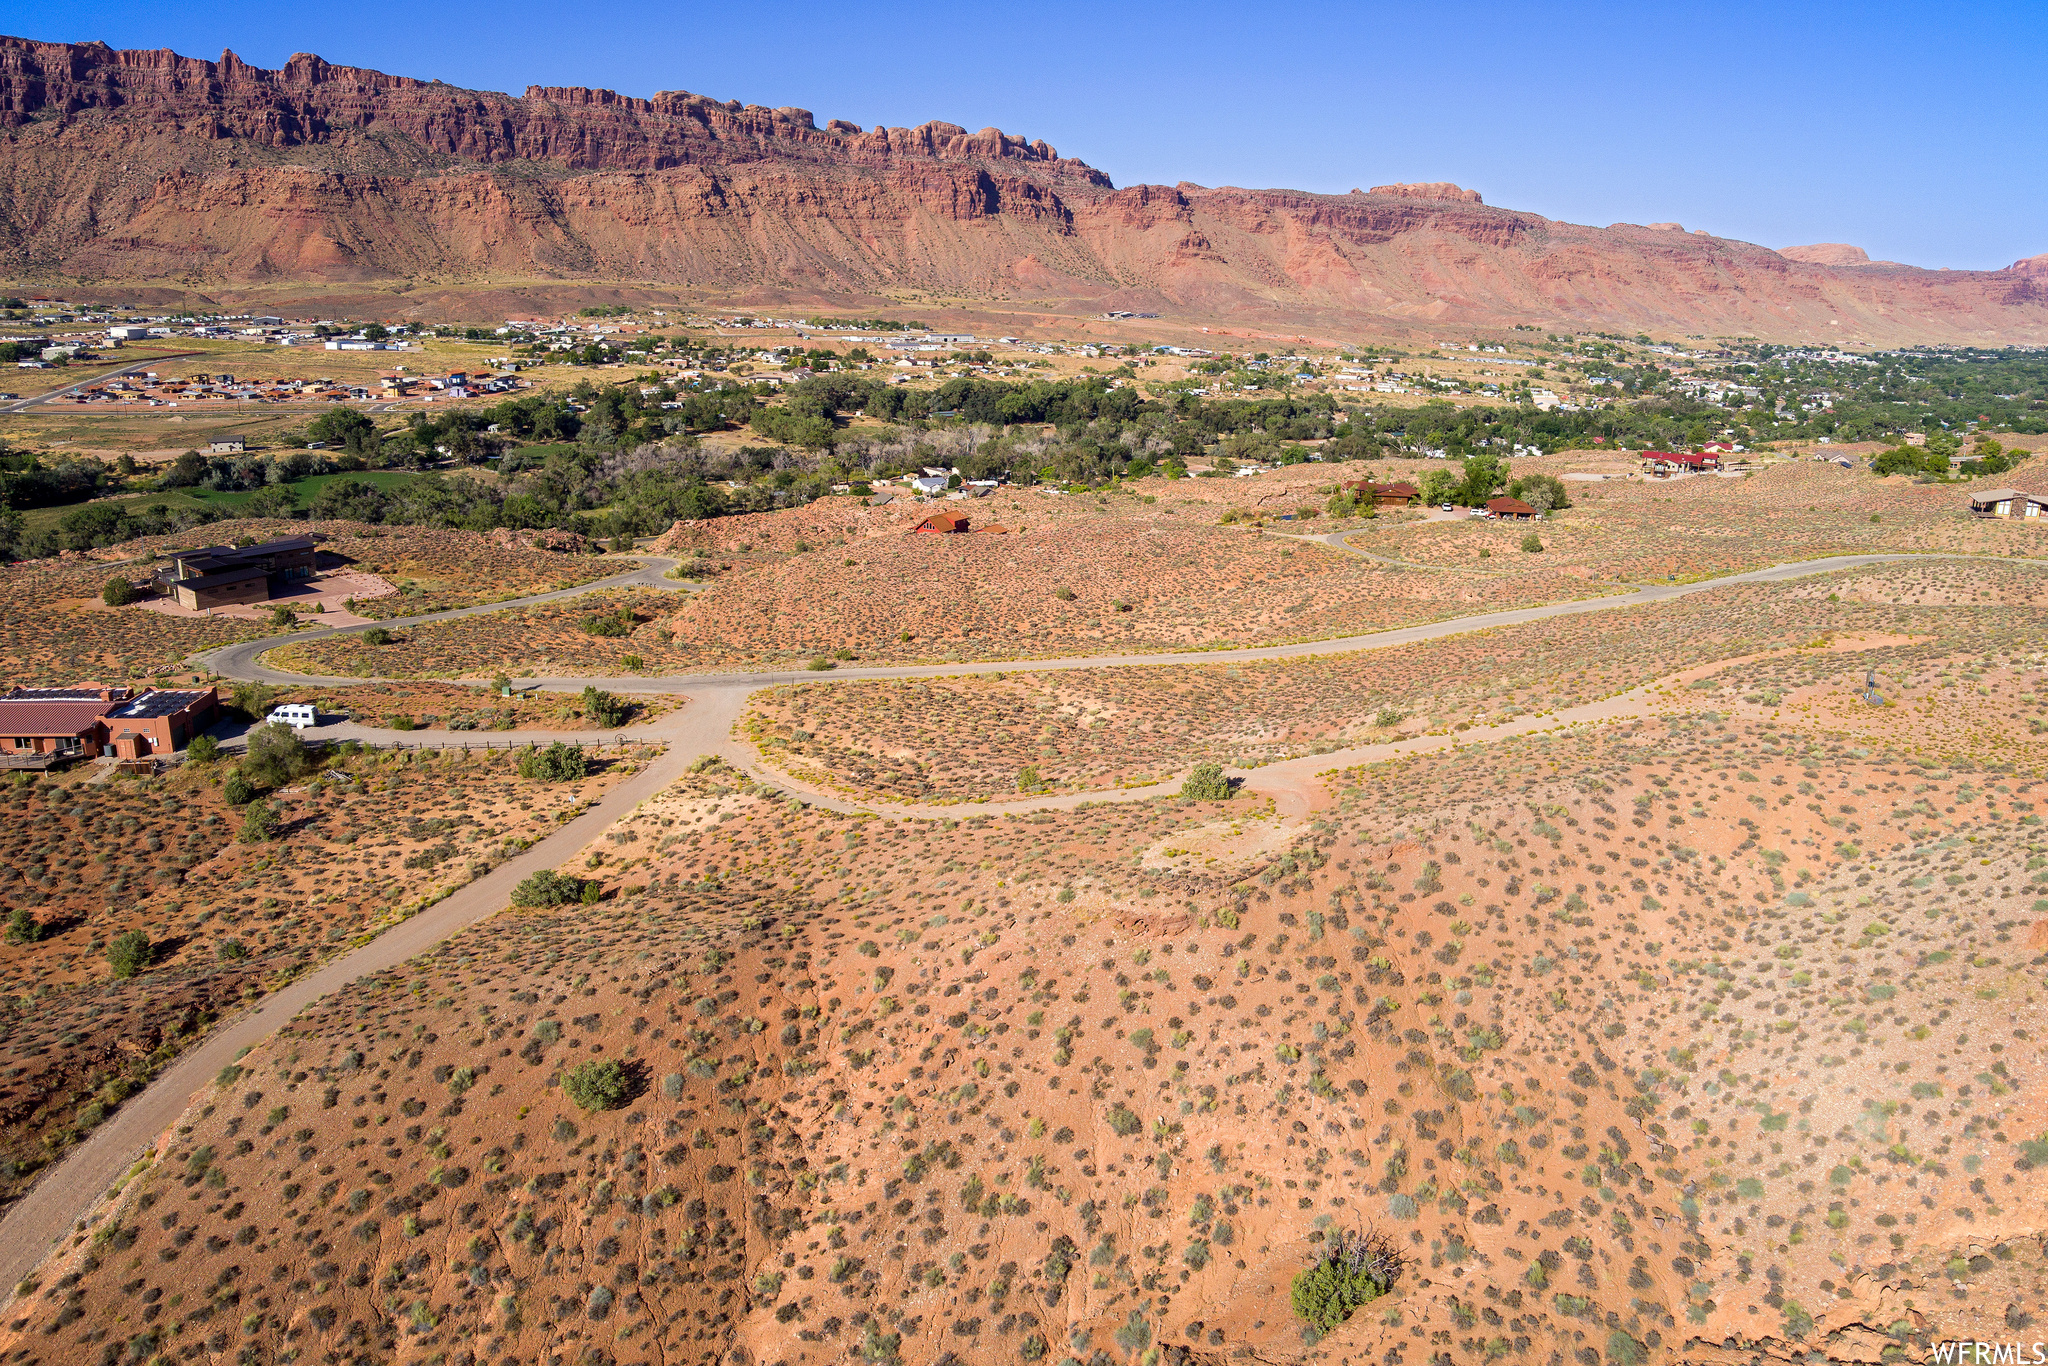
[238,799,279,843]
[1106,1105,1142,1137]
[222,770,255,806]
[1053,586,1075,601]
[107,930,152,979]
[580,686,627,728]
[1373,707,1403,729]
[511,869,599,907]
[217,940,247,961]
[6,907,43,944]
[185,734,221,764]
[581,608,633,637]
[564,1059,631,1111]
[363,627,394,645]
[101,577,137,606]
[1520,532,1544,553]
[242,721,310,789]
[1017,765,1042,792]
[1179,763,1233,801]
[1290,1228,1399,1330]
[518,742,588,783]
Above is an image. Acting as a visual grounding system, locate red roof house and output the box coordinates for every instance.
[1485,496,1539,520]
[911,512,971,534]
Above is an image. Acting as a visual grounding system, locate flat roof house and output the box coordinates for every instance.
[154,536,319,610]
[0,686,218,764]
[1967,488,2048,520]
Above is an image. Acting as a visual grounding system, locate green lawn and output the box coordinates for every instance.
[19,469,441,535]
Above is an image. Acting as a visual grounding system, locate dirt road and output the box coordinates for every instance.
[0,546,2008,1301]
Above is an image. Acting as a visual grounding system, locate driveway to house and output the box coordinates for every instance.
[0,545,1996,1302]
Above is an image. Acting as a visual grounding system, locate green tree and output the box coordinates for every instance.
[241,722,309,789]
[101,577,138,606]
[1453,454,1509,506]
[107,930,152,979]
[245,483,302,520]
[518,742,589,783]
[563,1059,632,1111]
[6,907,43,944]
[238,799,279,843]
[185,733,221,764]
[580,686,627,727]
[511,868,599,906]
[1180,762,1233,800]
[1418,468,1460,505]
[222,769,256,805]
[306,408,379,454]
[1507,473,1571,512]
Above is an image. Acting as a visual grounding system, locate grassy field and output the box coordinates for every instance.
[15,469,443,536]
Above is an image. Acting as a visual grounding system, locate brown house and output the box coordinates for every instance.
[1485,496,1539,520]
[911,512,971,534]
[155,536,319,610]
[1346,480,1420,506]
[0,686,218,764]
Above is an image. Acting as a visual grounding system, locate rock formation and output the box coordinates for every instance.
[0,36,2042,342]
[1364,181,1484,203]
[1779,243,1874,266]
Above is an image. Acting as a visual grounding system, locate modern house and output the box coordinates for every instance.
[0,686,218,765]
[154,536,319,610]
[1967,488,2048,519]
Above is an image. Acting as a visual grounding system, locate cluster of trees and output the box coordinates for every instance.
[1870,434,2015,479]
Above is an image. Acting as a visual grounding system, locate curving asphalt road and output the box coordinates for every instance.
[0,545,2006,1301]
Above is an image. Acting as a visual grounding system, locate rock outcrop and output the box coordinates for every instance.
[0,36,2042,343]
[1780,243,1874,266]
[1367,181,1484,203]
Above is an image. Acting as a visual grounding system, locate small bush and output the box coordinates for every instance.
[1520,532,1544,553]
[1289,1228,1399,1331]
[185,734,221,764]
[1179,762,1233,801]
[101,578,137,607]
[6,907,43,945]
[217,940,247,961]
[565,1060,631,1112]
[511,869,599,907]
[222,770,255,806]
[581,686,627,728]
[1017,765,1042,792]
[581,609,634,637]
[1105,1105,1142,1137]
[1053,587,1075,601]
[107,930,152,979]
[518,742,588,783]
[363,627,394,646]
[238,799,279,843]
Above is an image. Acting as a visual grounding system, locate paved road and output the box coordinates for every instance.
[0,544,2001,1300]
[0,353,206,415]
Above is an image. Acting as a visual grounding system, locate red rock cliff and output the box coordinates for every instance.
[0,36,2042,343]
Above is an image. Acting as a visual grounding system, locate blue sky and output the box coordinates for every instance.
[15,0,2046,270]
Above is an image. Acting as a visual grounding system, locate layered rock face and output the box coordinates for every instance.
[0,35,2042,342]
